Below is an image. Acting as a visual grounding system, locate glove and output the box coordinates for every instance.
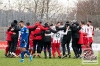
[22,40,25,43]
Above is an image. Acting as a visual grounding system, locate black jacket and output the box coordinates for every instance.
[11,25,20,39]
[42,28,58,42]
[71,23,81,39]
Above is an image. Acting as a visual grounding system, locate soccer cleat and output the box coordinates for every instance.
[58,56,61,58]
[5,54,8,57]
[30,55,33,61]
[68,55,71,58]
[62,54,67,58]
[33,55,36,58]
[37,55,41,58]
[20,59,24,62]
[79,56,82,59]
[7,54,11,57]
[49,56,52,59]
[44,56,47,59]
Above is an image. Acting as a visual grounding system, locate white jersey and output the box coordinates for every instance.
[50,30,68,43]
[80,25,87,33]
[86,25,94,37]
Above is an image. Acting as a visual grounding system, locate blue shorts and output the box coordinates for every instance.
[20,43,27,48]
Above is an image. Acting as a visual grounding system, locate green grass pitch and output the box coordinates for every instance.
[0,50,100,66]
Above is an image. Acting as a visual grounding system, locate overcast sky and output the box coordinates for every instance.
[0,0,78,10]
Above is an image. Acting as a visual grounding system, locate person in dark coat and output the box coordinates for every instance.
[56,21,72,58]
[71,22,81,58]
[42,23,58,58]
[61,21,72,58]
[9,20,20,57]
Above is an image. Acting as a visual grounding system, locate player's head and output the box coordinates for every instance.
[56,22,61,27]
[60,22,63,25]
[87,21,92,26]
[26,22,30,26]
[44,23,49,27]
[13,20,18,24]
[80,21,85,26]
[19,21,24,27]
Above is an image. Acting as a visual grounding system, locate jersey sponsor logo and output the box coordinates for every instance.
[36,28,40,30]
[56,33,60,38]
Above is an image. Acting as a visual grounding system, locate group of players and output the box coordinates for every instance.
[5,20,94,62]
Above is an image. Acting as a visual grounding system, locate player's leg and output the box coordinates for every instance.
[72,39,77,58]
[56,43,61,58]
[66,40,71,58]
[33,40,37,57]
[5,41,10,57]
[11,38,18,57]
[40,41,43,53]
[52,43,56,58]
[62,41,66,56]
[77,44,82,58]
[9,38,14,56]
[5,46,9,57]
[15,48,21,56]
[44,42,47,58]
[37,40,42,57]
[47,42,51,58]
[20,48,25,62]
[20,45,32,62]
[72,38,79,58]
[29,39,33,55]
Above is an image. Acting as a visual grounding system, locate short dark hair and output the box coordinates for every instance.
[13,20,18,24]
[26,22,30,26]
[60,22,63,25]
[50,24,53,26]
[57,22,60,24]
[19,21,24,23]
[88,21,92,23]
[81,21,85,25]
[39,21,42,24]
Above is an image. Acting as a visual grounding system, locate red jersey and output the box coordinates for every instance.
[6,31,13,41]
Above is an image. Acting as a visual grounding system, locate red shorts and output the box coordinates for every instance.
[84,37,93,45]
[51,43,60,48]
[83,37,88,45]
[87,37,93,44]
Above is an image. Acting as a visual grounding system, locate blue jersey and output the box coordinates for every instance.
[20,26,29,48]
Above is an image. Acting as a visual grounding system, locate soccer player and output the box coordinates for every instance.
[85,21,94,49]
[5,26,13,57]
[45,24,69,58]
[62,21,72,58]
[19,21,32,62]
[78,21,87,57]
[87,21,94,48]
[9,20,19,57]
[26,22,38,55]
[43,23,58,58]
[33,22,48,58]
[71,22,81,58]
